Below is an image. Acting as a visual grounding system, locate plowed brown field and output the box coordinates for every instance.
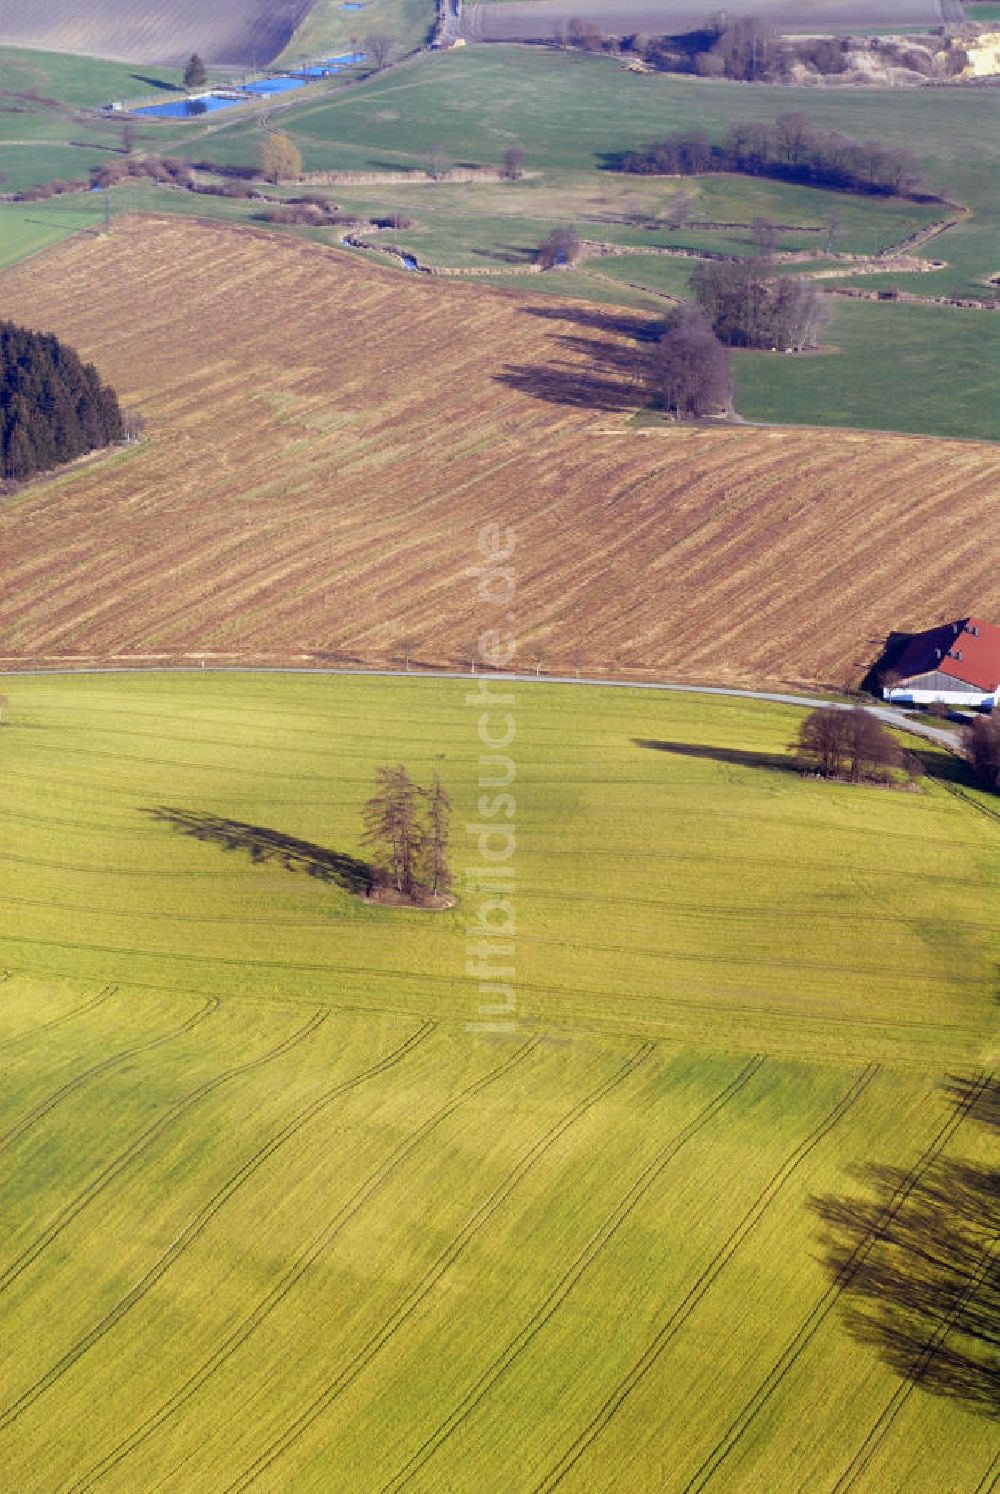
[0,0,298,66]
[1,216,996,689]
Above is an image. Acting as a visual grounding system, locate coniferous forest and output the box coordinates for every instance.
[0,321,124,483]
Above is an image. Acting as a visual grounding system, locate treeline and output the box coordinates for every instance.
[1,322,123,482]
[619,116,924,198]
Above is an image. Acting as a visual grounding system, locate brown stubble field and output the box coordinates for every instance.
[0,215,997,689]
[0,0,295,66]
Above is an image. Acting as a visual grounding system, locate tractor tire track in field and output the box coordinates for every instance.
[0,1004,334,1302]
[0,995,219,1159]
[0,983,118,1052]
[220,1042,657,1494]
[934,779,1000,826]
[0,1015,441,1439]
[68,1030,540,1490]
[831,1224,1000,1493]
[383,1053,767,1492]
[974,1447,1000,1494]
[681,1070,993,1494]
[534,1062,881,1494]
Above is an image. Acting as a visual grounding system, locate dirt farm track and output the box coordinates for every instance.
[0,0,305,66]
[0,217,997,690]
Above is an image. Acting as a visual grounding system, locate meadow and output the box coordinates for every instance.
[1,44,996,437]
[186,47,998,292]
[1,216,998,685]
[0,669,995,1491]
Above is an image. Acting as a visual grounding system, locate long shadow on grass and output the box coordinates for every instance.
[130,74,183,93]
[143,807,372,894]
[811,1075,1000,1421]
[634,738,802,776]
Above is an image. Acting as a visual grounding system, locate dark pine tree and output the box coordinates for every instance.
[0,321,125,483]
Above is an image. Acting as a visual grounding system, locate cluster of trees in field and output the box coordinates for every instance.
[363,766,452,902]
[1,322,124,483]
[793,706,905,783]
[619,117,923,198]
[690,259,830,350]
[645,256,829,418]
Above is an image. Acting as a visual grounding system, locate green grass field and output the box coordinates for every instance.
[280,0,437,67]
[0,44,996,438]
[0,197,106,267]
[732,296,1000,440]
[0,45,180,107]
[197,48,996,287]
[0,670,995,1490]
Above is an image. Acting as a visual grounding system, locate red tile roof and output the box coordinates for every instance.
[893,617,1000,691]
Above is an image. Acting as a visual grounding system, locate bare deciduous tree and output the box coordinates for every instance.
[502,145,526,181]
[428,143,451,180]
[420,773,452,897]
[690,260,830,351]
[646,304,732,421]
[962,714,1000,792]
[536,225,580,269]
[363,764,420,896]
[663,189,694,228]
[750,215,778,260]
[363,32,394,70]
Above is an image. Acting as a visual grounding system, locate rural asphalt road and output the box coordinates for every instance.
[0,664,964,747]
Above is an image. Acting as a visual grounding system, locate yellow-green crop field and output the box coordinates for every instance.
[0,672,996,1491]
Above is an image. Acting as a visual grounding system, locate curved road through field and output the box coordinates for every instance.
[0,664,964,747]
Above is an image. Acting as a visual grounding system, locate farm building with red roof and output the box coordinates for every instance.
[883,617,1000,708]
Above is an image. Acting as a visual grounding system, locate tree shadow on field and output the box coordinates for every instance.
[471,245,536,265]
[519,303,657,342]
[130,74,183,93]
[496,302,659,413]
[634,738,804,776]
[496,359,639,412]
[143,807,372,895]
[811,1074,1000,1421]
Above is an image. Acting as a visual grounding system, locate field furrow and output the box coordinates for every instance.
[0,218,995,689]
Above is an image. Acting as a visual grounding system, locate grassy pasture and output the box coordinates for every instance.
[0,670,995,1490]
[0,197,106,267]
[733,297,1000,441]
[194,48,997,286]
[0,45,180,105]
